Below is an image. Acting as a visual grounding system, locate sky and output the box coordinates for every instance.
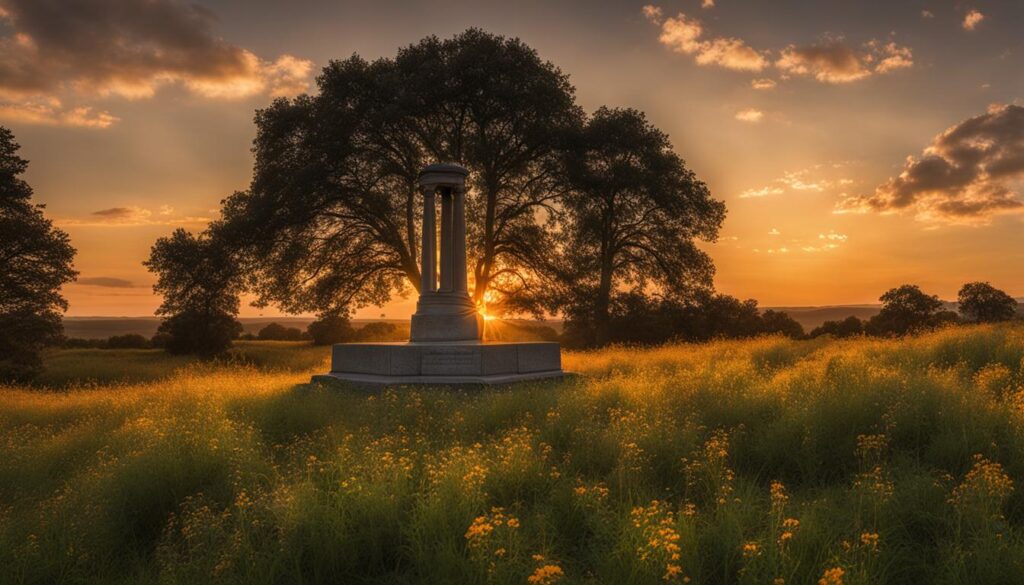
[1,0,1022,317]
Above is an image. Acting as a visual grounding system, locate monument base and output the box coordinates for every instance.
[313,340,564,386]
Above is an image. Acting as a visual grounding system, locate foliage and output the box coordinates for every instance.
[307,315,357,345]
[144,229,243,357]
[959,282,1019,323]
[550,107,725,345]
[4,325,1024,583]
[0,127,77,382]
[256,323,305,342]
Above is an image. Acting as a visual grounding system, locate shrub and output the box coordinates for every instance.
[307,315,356,345]
[257,323,305,341]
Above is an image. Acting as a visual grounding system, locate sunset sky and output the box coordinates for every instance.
[2,0,1022,317]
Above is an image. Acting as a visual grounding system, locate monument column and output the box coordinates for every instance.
[420,187,436,293]
[453,185,469,293]
[439,190,453,291]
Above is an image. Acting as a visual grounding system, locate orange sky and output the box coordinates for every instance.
[2,0,1022,317]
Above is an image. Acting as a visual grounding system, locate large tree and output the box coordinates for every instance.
[214,29,582,317]
[868,284,945,336]
[958,281,1018,323]
[553,107,725,346]
[0,127,77,382]
[144,229,242,357]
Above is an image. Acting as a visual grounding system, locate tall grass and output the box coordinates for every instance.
[2,325,1024,584]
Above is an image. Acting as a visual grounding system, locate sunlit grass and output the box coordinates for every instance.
[3,326,1024,583]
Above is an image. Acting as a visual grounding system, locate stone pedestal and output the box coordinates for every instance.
[314,163,565,387]
[316,340,563,386]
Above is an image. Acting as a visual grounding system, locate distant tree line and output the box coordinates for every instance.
[806,282,1020,340]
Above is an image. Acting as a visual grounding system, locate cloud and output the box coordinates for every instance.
[735,108,764,122]
[819,231,848,241]
[963,9,984,31]
[739,185,785,198]
[642,6,912,84]
[0,97,116,127]
[837,104,1024,225]
[739,164,856,199]
[0,0,313,126]
[59,205,211,227]
[702,0,715,8]
[77,276,135,288]
[644,7,767,72]
[776,40,913,83]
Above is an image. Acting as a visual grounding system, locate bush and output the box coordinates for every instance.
[257,323,305,341]
[106,334,151,349]
[810,316,865,339]
[307,315,356,345]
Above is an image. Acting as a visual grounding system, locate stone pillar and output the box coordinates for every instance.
[439,189,453,291]
[420,187,436,293]
[453,186,469,293]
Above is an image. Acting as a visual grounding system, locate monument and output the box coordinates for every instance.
[315,163,565,385]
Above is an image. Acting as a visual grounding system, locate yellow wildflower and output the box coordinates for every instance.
[819,567,845,585]
[527,564,564,585]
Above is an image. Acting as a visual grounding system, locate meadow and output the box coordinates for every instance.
[3,325,1024,584]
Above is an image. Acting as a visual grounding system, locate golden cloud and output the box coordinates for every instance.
[643,5,913,84]
[837,104,1024,225]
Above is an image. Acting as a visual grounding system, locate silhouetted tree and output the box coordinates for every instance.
[0,127,77,382]
[553,108,725,345]
[214,29,581,317]
[257,322,304,341]
[307,315,356,345]
[810,316,864,338]
[867,285,944,336]
[958,282,1018,323]
[144,229,242,357]
[760,309,805,339]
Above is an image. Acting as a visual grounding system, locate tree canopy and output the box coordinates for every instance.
[868,284,946,336]
[958,282,1018,323]
[0,127,77,381]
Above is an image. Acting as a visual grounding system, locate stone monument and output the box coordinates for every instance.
[315,163,564,385]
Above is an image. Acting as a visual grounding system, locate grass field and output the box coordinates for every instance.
[3,325,1024,584]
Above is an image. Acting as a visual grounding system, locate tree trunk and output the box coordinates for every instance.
[594,255,613,346]
[406,182,420,293]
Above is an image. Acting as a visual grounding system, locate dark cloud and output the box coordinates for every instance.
[77,276,135,288]
[0,0,311,125]
[91,207,141,218]
[838,104,1024,224]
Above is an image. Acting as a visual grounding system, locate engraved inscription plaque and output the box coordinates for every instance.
[421,348,482,375]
